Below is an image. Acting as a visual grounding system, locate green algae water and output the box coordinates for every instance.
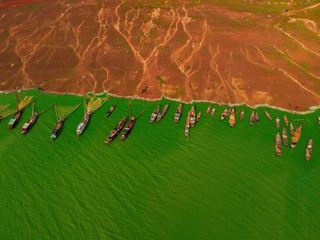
[1,90,320,239]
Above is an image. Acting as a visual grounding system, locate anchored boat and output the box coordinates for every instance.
[196,112,201,122]
[249,111,255,126]
[318,116,320,126]
[282,127,288,146]
[121,117,135,141]
[291,125,302,148]
[289,122,294,135]
[174,104,182,123]
[265,111,272,121]
[305,138,312,161]
[150,105,160,124]
[9,92,43,130]
[105,117,126,144]
[275,117,280,129]
[255,112,259,125]
[50,104,81,141]
[275,132,282,157]
[156,104,169,122]
[206,106,211,115]
[105,105,116,118]
[229,108,236,127]
[221,109,228,120]
[22,103,55,135]
[185,111,190,137]
[284,115,288,126]
[190,106,196,127]
[239,109,244,120]
[77,96,108,136]
[211,108,216,117]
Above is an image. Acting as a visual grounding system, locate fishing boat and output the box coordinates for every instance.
[255,112,259,125]
[249,111,255,126]
[121,117,135,141]
[156,104,169,122]
[318,116,320,126]
[206,106,211,115]
[174,104,182,123]
[291,125,302,148]
[275,132,282,157]
[275,117,280,129]
[221,109,228,120]
[185,112,190,137]
[284,115,289,126]
[190,106,196,127]
[9,92,43,130]
[196,112,201,122]
[105,117,126,144]
[265,111,272,121]
[229,108,236,127]
[77,96,108,136]
[305,138,312,161]
[282,127,288,146]
[150,105,160,124]
[289,122,294,135]
[50,104,81,140]
[211,108,216,117]
[227,108,232,116]
[239,109,244,120]
[105,105,116,118]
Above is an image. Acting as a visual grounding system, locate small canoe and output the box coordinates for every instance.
[239,109,244,120]
[249,111,255,126]
[255,112,259,125]
[276,117,280,129]
[284,115,289,126]
[305,138,312,161]
[275,132,282,157]
[206,106,211,115]
[211,108,216,117]
[282,127,288,146]
[265,111,272,121]
[289,122,294,135]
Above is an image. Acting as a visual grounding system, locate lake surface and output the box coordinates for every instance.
[0,90,319,239]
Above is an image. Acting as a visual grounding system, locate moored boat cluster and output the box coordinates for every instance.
[1,92,316,160]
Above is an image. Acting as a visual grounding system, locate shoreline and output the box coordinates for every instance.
[0,87,319,115]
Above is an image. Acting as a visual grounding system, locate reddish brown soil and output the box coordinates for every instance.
[0,0,320,111]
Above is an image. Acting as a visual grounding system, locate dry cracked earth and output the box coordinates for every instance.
[1,0,320,110]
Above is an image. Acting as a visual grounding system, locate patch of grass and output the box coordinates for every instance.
[156,75,165,85]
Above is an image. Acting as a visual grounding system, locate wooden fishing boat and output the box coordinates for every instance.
[291,125,302,149]
[77,97,108,136]
[50,119,64,141]
[264,111,272,121]
[185,112,190,137]
[105,117,126,144]
[21,103,55,135]
[221,109,228,120]
[284,115,289,126]
[190,106,196,127]
[9,93,43,130]
[150,105,160,124]
[156,104,169,122]
[105,105,116,118]
[289,122,294,135]
[229,108,236,127]
[318,116,320,126]
[8,110,22,129]
[211,108,216,117]
[239,109,244,120]
[305,138,312,161]
[206,105,211,115]
[174,104,182,123]
[275,117,280,129]
[275,132,282,157]
[249,111,255,126]
[121,117,135,141]
[282,127,288,146]
[196,112,201,122]
[255,112,259,125]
